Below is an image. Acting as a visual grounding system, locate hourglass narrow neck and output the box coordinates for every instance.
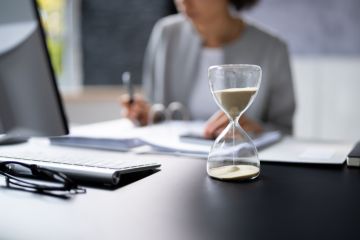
[228,113,242,125]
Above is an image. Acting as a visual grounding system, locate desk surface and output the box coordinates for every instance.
[1,153,359,240]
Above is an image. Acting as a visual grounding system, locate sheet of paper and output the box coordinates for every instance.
[63,120,283,158]
[70,119,136,138]
[67,120,211,156]
[259,137,352,164]
[299,148,335,160]
[60,119,352,164]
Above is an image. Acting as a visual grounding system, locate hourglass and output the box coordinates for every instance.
[207,64,262,181]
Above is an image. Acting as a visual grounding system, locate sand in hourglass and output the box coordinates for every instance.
[209,87,259,180]
[214,87,257,119]
[208,165,259,180]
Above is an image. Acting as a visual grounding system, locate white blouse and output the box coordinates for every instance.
[188,47,224,120]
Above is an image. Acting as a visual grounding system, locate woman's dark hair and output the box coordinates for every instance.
[229,0,260,10]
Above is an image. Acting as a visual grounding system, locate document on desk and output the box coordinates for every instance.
[259,137,353,164]
[50,119,282,158]
[52,119,352,164]
[52,120,211,157]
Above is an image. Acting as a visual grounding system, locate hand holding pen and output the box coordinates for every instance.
[120,72,150,126]
[122,72,134,104]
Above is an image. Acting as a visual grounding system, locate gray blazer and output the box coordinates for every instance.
[143,14,295,134]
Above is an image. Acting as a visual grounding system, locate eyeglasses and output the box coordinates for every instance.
[0,161,86,194]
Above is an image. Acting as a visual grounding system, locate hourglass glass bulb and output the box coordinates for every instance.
[207,64,262,181]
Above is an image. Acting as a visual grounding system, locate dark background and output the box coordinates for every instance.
[81,0,360,85]
[81,0,176,85]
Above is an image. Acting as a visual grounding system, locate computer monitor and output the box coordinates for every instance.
[0,0,68,145]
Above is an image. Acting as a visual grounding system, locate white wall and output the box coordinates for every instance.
[292,57,360,141]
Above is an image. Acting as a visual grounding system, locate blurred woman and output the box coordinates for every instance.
[121,0,295,138]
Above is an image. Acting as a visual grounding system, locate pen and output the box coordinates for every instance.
[122,71,134,104]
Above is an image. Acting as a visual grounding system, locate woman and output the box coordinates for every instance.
[122,0,295,138]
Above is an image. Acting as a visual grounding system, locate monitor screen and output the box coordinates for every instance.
[0,0,68,144]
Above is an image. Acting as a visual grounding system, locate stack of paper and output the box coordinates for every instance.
[50,119,353,164]
[51,119,282,158]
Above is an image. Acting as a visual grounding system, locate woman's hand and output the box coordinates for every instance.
[120,94,150,126]
[203,111,263,139]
